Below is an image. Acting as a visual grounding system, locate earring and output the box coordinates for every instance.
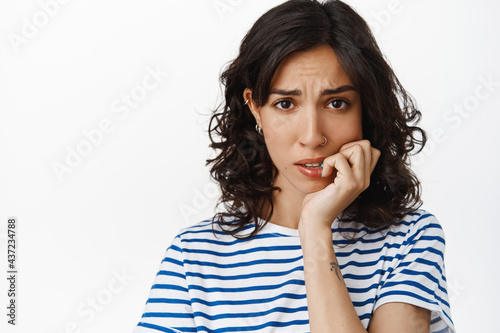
[320,136,327,146]
[255,124,263,135]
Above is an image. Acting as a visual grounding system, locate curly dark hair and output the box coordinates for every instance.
[206,0,426,240]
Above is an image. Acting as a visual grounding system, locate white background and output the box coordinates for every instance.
[0,0,499,332]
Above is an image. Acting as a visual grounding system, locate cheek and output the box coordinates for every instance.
[264,113,290,137]
[347,121,363,140]
[328,114,363,146]
[263,134,288,167]
[261,113,294,147]
[261,120,296,169]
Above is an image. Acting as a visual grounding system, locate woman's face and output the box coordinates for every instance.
[244,45,363,196]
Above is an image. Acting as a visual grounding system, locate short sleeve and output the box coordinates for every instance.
[134,234,196,333]
[373,213,456,333]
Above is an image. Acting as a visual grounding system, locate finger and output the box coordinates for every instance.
[343,140,381,179]
[338,144,366,183]
[369,147,381,173]
[360,141,373,181]
[340,140,372,176]
[339,139,370,152]
[322,153,354,182]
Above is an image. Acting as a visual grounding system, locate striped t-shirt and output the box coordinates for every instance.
[134,209,455,332]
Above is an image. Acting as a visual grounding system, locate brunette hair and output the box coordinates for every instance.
[207,0,426,239]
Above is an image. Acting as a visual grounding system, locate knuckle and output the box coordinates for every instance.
[324,155,335,166]
[353,143,363,151]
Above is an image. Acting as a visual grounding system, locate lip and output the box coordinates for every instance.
[295,157,326,165]
[295,157,326,179]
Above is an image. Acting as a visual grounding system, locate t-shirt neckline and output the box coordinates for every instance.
[257,217,340,238]
[259,218,300,237]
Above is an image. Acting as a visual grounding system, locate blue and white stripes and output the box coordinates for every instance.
[134,209,455,332]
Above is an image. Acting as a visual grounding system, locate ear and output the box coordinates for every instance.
[243,88,262,126]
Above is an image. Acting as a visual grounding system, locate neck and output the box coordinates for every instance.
[267,182,305,230]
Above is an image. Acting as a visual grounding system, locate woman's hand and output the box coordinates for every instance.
[300,139,380,230]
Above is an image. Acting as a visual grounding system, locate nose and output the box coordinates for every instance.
[298,106,326,149]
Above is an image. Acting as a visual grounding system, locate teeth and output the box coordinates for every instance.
[304,163,322,167]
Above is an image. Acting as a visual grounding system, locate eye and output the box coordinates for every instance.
[327,98,350,110]
[273,99,295,111]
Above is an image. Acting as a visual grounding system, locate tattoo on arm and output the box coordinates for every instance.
[330,260,341,281]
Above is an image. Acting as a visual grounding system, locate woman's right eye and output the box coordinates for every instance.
[273,100,295,110]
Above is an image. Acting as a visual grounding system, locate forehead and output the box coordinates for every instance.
[270,45,352,88]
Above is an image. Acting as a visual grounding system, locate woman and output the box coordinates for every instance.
[134,0,455,332]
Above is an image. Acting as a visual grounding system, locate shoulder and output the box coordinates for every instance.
[173,215,255,244]
[177,218,216,238]
[371,210,455,331]
[390,209,446,246]
[393,209,441,228]
[335,209,445,243]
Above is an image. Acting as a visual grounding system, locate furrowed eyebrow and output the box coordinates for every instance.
[269,85,357,96]
[320,85,356,95]
[268,88,301,96]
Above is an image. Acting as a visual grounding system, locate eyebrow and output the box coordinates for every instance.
[269,85,357,96]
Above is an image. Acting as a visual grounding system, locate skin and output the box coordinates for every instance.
[243,45,430,332]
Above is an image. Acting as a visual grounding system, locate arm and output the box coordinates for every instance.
[299,218,366,332]
[298,140,373,332]
[369,302,430,333]
[298,140,432,332]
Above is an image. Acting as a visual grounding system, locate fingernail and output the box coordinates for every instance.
[321,169,324,178]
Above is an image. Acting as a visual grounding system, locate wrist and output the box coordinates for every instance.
[300,204,341,229]
[298,215,334,240]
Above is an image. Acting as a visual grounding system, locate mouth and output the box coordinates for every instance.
[300,162,322,169]
[295,158,326,178]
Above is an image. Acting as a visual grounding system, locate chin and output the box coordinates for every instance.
[274,171,333,195]
[296,178,332,194]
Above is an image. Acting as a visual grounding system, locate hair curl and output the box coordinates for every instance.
[206,0,427,240]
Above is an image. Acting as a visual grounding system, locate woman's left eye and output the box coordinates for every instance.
[328,99,349,110]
